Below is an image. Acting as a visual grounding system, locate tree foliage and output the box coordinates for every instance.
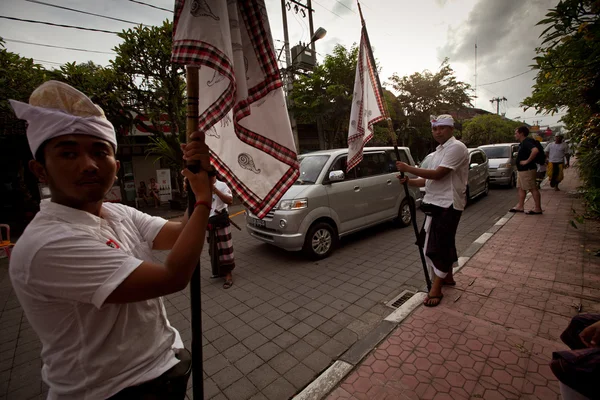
[112,20,186,143]
[0,38,49,134]
[462,114,521,147]
[522,0,600,217]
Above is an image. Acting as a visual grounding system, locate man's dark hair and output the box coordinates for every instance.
[516,126,530,136]
[34,140,51,166]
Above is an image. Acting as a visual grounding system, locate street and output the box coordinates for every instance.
[0,185,519,400]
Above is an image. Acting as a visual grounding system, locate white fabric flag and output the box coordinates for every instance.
[347,28,386,172]
[172,0,299,218]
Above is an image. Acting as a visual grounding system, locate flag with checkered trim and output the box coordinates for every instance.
[172,0,299,219]
[346,25,386,172]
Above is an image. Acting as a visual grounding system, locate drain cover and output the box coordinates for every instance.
[386,290,416,309]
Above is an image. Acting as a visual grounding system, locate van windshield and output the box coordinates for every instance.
[481,146,510,159]
[296,155,329,185]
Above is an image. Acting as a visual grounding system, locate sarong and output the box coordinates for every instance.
[207,225,235,277]
[418,204,462,279]
[551,314,600,399]
[547,162,564,187]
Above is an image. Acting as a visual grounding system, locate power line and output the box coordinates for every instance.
[3,38,115,54]
[479,70,535,86]
[312,0,345,18]
[334,0,354,13]
[127,0,171,13]
[33,59,62,65]
[25,0,148,26]
[0,15,119,34]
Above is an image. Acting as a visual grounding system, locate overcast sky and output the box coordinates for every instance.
[1,0,563,127]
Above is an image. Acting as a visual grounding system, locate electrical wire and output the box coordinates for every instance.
[126,0,171,13]
[3,38,115,54]
[0,15,119,34]
[24,0,149,26]
[312,0,345,19]
[479,70,535,86]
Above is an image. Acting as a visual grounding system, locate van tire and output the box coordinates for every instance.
[303,222,337,260]
[483,179,490,196]
[394,197,413,228]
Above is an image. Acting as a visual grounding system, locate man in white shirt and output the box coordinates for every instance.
[396,114,469,307]
[207,176,235,288]
[8,81,212,399]
[545,134,570,191]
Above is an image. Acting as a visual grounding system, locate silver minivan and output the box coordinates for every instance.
[479,143,519,187]
[245,147,421,259]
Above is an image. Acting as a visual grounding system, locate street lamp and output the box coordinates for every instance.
[290,27,327,65]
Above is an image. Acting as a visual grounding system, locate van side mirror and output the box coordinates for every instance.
[329,170,345,182]
[513,152,518,158]
[469,163,478,169]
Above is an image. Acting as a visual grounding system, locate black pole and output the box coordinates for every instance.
[186,66,204,399]
[357,2,431,291]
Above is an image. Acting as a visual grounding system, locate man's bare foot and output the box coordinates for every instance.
[223,273,233,289]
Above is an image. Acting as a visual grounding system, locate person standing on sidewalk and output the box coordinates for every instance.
[510,126,543,215]
[545,133,570,191]
[8,81,212,399]
[396,114,468,307]
[207,175,236,289]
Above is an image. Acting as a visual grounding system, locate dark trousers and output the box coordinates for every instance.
[108,349,192,400]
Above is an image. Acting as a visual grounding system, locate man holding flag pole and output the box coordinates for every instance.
[348,2,433,296]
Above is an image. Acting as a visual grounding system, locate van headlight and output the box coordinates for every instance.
[279,198,308,210]
[498,163,511,168]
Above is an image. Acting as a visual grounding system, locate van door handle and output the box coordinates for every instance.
[386,180,392,185]
[354,186,360,192]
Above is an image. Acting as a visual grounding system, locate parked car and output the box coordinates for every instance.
[479,143,519,187]
[245,147,421,259]
[418,148,489,202]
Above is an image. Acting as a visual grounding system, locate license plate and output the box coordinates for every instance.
[249,217,266,228]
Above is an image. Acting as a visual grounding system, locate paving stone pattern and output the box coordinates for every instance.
[328,167,600,400]
[0,187,519,400]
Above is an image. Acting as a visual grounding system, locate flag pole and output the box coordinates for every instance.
[357,2,432,292]
[185,65,205,399]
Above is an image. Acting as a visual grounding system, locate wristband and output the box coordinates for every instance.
[194,200,211,210]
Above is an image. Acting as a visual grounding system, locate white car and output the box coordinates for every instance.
[419,148,489,203]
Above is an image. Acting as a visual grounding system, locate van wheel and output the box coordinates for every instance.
[303,222,336,260]
[465,186,471,205]
[508,173,516,188]
[394,198,412,228]
[483,179,489,196]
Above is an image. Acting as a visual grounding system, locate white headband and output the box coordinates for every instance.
[430,114,455,127]
[10,100,117,159]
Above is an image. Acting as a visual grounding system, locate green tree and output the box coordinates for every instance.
[462,114,521,147]
[522,0,600,216]
[51,61,132,136]
[112,20,186,143]
[291,44,358,148]
[0,38,49,134]
[387,59,474,159]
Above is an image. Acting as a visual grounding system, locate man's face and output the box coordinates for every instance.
[556,136,563,143]
[514,130,524,142]
[431,125,453,144]
[30,134,119,207]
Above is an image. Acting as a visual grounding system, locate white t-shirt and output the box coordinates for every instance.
[210,180,232,217]
[423,136,469,211]
[9,200,183,400]
[546,142,570,163]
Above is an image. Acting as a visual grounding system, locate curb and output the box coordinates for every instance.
[293,190,534,400]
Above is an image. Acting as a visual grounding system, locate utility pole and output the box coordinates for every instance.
[281,0,300,153]
[474,41,477,108]
[490,96,507,115]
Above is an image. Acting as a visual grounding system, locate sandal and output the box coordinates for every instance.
[509,208,524,213]
[525,210,543,215]
[423,294,443,307]
[223,279,233,289]
[442,280,456,286]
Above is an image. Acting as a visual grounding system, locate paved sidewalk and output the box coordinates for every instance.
[327,166,600,400]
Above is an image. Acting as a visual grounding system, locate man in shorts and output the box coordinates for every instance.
[510,126,543,215]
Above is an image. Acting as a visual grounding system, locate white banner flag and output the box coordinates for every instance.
[347,27,386,172]
[172,0,299,218]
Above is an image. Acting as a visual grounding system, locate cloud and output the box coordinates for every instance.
[332,0,355,17]
[437,0,558,119]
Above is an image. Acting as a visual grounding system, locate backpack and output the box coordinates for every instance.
[533,140,546,165]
